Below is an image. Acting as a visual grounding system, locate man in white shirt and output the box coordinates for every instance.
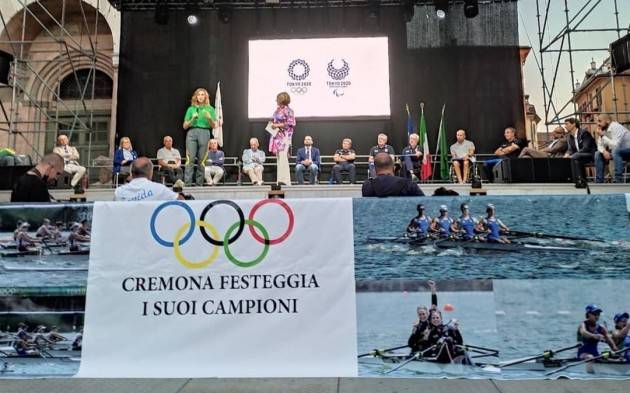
[449,129,475,184]
[114,157,183,201]
[52,134,86,193]
[156,136,183,185]
[594,114,630,183]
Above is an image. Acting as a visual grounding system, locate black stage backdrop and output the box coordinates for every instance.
[117,6,523,158]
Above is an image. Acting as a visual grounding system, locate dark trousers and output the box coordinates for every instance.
[401,159,420,179]
[160,166,183,185]
[570,152,594,182]
[332,162,356,184]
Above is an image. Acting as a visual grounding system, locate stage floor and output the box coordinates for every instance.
[1,183,629,202]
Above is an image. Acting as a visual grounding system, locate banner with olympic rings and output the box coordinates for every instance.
[78,198,357,378]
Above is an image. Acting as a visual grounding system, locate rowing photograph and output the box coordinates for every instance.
[357,280,501,378]
[495,280,630,379]
[353,195,630,280]
[0,204,91,289]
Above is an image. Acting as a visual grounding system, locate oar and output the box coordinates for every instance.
[40,239,54,254]
[501,343,581,368]
[385,345,438,374]
[358,344,409,358]
[508,230,603,242]
[545,347,629,376]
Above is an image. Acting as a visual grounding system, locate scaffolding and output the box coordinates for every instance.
[0,0,112,169]
[534,0,629,127]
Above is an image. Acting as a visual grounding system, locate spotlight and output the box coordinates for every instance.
[435,0,449,19]
[154,1,169,25]
[367,0,380,19]
[463,0,479,18]
[218,6,232,24]
[187,14,199,25]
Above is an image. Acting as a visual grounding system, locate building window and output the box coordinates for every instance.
[59,69,112,99]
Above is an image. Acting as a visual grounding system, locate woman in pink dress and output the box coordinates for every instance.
[270,92,296,185]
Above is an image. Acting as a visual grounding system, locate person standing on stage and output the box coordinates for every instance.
[270,92,296,185]
[182,88,217,187]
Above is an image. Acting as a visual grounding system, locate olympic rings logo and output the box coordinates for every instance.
[150,199,294,269]
[290,87,308,95]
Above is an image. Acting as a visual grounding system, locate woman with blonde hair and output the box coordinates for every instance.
[113,136,137,176]
[269,92,295,185]
[182,88,217,186]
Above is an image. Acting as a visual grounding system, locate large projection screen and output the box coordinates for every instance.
[248,37,391,119]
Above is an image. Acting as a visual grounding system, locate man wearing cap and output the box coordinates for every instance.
[479,204,510,243]
[406,204,432,240]
[519,126,568,158]
[611,312,630,361]
[577,305,618,363]
[430,205,455,238]
[454,203,478,241]
[362,153,424,197]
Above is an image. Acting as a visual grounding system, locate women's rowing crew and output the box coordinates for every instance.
[407,203,510,243]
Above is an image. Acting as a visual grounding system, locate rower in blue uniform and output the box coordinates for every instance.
[611,312,630,362]
[406,204,432,239]
[430,205,455,239]
[577,304,618,369]
[67,222,90,252]
[480,204,510,243]
[455,203,478,241]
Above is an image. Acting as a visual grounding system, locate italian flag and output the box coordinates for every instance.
[418,103,432,180]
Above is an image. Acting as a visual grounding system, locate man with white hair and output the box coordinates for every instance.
[242,137,266,185]
[156,135,183,185]
[594,114,630,183]
[368,133,396,178]
[52,134,86,193]
[401,133,422,180]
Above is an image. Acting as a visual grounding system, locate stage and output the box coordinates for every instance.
[1,183,629,203]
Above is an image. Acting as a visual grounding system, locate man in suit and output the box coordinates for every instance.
[519,126,568,158]
[362,153,424,197]
[564,118,595,185]
[295,135,321,185]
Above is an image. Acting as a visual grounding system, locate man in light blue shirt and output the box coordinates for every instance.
[594,114,630,183]
[242,137,266,185]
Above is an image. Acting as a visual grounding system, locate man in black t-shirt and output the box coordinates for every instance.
[332,138,357,184]
[11,153,65,202]
[368,133,396,178]
[362,153,424,197]
[483,127,527,182]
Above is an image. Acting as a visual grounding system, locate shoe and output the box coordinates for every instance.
[411,174,419,182]
[73,186,84,194]
[575,179,587,189]
[173,179,184,189]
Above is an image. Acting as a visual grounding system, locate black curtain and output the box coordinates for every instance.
[117,7,524,158]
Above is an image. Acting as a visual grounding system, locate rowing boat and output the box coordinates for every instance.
[0,248,90,258]
[502,358,630,376]
[0,242,66,250]
[2,264,88,272]
[359,351,500,375]
[366,236,587,253]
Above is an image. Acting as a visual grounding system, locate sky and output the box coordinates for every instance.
[517,0,629,130]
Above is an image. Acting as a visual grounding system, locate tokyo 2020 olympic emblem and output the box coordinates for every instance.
[288,59,310,81]
[327,59,350,80]
[150,200,294,269]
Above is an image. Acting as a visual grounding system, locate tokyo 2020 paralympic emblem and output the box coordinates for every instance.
[150,199,294,269]
[287,59,310,81]
[327,59,350,80]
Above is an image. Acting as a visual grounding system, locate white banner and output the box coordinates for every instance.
[248,37,391,119]
[78,199,357,378]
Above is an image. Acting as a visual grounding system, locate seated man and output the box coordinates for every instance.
[449,129,475,184]
[368,133,396,178]
[332,138,356,184]
[11,153,64,203]
[520,126,567,158]
[114,157,183,201]
[362,153,424,197]
[204,139,225,186]
[593,114,630,183]
[295,135,321,185]
[401,133,422,180]
[156,135,183,185]
[483,127,526,182]
[242,137,266,186]
[564,117,596,184]
[52,134,86,193]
